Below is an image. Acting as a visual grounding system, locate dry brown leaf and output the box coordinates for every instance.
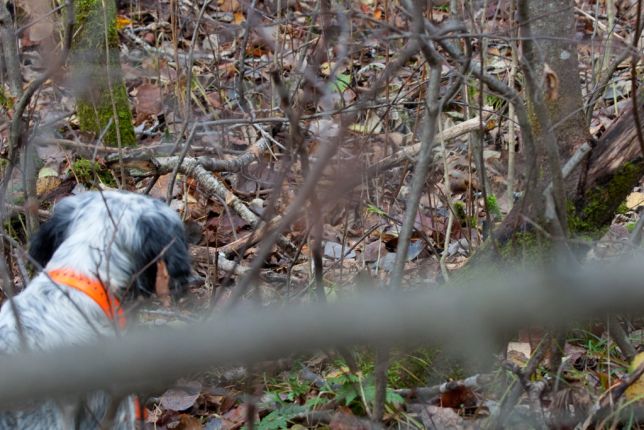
[159,380,202,412]
[132,83,163,124]
[218,0,241,12]
[330,411,369,430]
[440,385,477,409]
[36,166,62,196]
[408,404,465,429]
[175,414,203,430]
[155,260,171,308]
[506,341,531,367]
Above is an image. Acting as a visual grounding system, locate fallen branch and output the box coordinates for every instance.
[367,111,496,174]
[394,373,493,400]
[1,261,644,407]
[195,214,283,256]
[190,247,249,276]
[197,137,272,173]
[115,156,296,253]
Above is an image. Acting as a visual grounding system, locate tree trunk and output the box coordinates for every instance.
[572,89,644,232]
[72,0,135,147]
[526,0,590,160]
[486,0,642,248]
[490,0,589,239]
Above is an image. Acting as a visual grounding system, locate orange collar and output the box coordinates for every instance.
[47,268,126,329]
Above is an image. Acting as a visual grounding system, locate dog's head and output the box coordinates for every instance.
[29,191,193,300]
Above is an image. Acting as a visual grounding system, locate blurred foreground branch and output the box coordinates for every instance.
[2,260,644,407]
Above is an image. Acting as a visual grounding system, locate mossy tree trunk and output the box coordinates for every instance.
[571,89,644,233]
[489,0,642,246]
[72,0,135,147]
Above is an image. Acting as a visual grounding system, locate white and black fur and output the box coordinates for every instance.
[0,191,192,429]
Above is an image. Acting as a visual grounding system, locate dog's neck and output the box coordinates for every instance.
[47,268,127,328]
[44,234,135,297]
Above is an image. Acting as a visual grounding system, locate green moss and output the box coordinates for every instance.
[571,161,644,236]
[70,158,116,187]
[0,87,12,110]
[453,201,466,220]
[452,201,476,226]
[75,0,119,47]
[76,81,136,147]
[72,0,135,147]
[499,231,549,265]
[0,158,8,176]
[567,201,601,237]
[616,202,629,215]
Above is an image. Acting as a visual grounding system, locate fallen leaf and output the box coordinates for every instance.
[116,15,133,30]
[625,352,644,400]
[330,411,368,430]
[36,166,62,196]
[626,192,644,209]
[132,83,163,124]
[160,380,202,412]
[221,404,253,430]
[323,241,356,260]
[506,341,531,366]
[408,404,465,429]
[233,11,245,24]
[176,414,203,430]
[440,385,477,410]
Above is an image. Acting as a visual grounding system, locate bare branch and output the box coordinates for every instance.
[0,262,644,407]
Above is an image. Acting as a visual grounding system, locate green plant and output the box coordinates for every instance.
[485,195,502,220]
[570,328,624,365]
[571,162,644,235]
[466,81,505,111]
[485,94,505,111]
[366,203,386,216]
[324,370,404,414]
[3,215,26,243]
[0,87,12,110]
[283,374,312,402]
[70,159,116,187]
[452,201,476,227]
[256,404,305,430]
[351,348,437,388]
[256,376,325,430]
[333,72,352,93]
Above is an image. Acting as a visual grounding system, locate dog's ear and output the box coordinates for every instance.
[28,197,79,269]
[133,208,191,296]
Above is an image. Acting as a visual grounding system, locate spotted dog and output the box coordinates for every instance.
[0,191,193,429]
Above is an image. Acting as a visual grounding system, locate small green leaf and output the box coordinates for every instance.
[334,73,351,93]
